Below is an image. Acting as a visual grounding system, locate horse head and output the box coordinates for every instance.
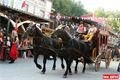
[26,23,43,37]
[51,29,71,42]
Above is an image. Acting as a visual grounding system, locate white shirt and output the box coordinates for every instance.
[88,27,97,34]
[7,41,11,47]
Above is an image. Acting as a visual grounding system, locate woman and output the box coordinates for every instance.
[76,21,86,34]
[9,36,18,63]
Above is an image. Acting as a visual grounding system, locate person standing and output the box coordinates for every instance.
[9,36,18,63]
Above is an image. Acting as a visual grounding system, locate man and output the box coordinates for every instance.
[84,24,97,42]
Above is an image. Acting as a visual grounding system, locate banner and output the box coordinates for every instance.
[27,1,34,14]
[45,0,52,13]
[13,0,22,10]
[34,5,44,18]
[44,12,50,19]
[3,0,9,6]
[8,0,14,8]
[0,0,52,20]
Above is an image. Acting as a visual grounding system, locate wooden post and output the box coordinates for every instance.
[6,15,11,45]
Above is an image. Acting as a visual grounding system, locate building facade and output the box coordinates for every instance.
[0,0,52,20]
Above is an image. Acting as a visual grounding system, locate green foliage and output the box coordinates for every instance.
[95,8,120,32]
[95,8,107,17]
[52,0,87,16]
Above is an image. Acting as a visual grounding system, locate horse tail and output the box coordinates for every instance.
[84,57,93,64]
[34,54,42,69]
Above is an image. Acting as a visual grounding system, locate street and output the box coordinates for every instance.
[0,56,119,80]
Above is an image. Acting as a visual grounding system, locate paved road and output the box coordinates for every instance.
[0,56,119,80]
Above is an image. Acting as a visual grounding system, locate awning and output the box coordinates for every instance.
[99,29,109,36]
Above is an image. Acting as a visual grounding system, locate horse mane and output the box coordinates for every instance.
[53,29,72,40]
[33,24,44,37]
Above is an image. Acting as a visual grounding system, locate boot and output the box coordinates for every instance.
[9,59,14,64]
[117,62,120,72]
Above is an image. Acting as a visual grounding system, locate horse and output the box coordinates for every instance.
[24,24,64,74]
[51,29,93,77]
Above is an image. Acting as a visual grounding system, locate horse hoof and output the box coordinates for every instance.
[82,71,85,74]
[63,75,67,78]
[61,65,65,69]
[69,72,72,75]
[41,71,45,74]
[75,71,78,74]
[117,60,119,61]
[37,65,42,69]
[39,66,42,69]
[52,68,56,70]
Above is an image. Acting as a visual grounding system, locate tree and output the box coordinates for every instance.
[95,8,107,17]
[95,8,120,31]
[52,0,87,16]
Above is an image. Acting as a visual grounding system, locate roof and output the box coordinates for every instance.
[108,30,118,37]
[99,29,109,36]
[81,14,106,25]
[70,17,97,24]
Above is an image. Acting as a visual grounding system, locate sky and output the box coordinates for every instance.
[74,0,120,12]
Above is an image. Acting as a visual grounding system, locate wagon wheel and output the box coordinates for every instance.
[105,54,112,69]
[92,48,97,60]
[95,61,101,72]
[105,50,112,69]
[105,58,111,69]
[95,54,102,72]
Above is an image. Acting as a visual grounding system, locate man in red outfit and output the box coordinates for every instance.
[9,36,18,63]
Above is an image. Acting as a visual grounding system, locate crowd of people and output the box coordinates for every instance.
[0,27,33,64]
[57,21,97,42]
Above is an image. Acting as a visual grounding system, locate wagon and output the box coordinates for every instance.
[91,27,112,71]
[73,18,113,71]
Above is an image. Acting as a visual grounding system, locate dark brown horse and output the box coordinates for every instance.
[51,29,93,77]
[25,24,64,74]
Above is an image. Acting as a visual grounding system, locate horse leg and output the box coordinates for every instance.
[82,59,86,73]
[34,53,42,69]
[41,55,47,74]
[63,59,72,78]
[52,56,56,70]
[68,59,73,75]
[61,57,65,69]
[63,59,69,78]
[117,55,119,61]
[75,59,79,74]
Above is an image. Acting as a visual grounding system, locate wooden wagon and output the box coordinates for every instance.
[91,27,112,71]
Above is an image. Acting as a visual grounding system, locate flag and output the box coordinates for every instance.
[21,1,26,8]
